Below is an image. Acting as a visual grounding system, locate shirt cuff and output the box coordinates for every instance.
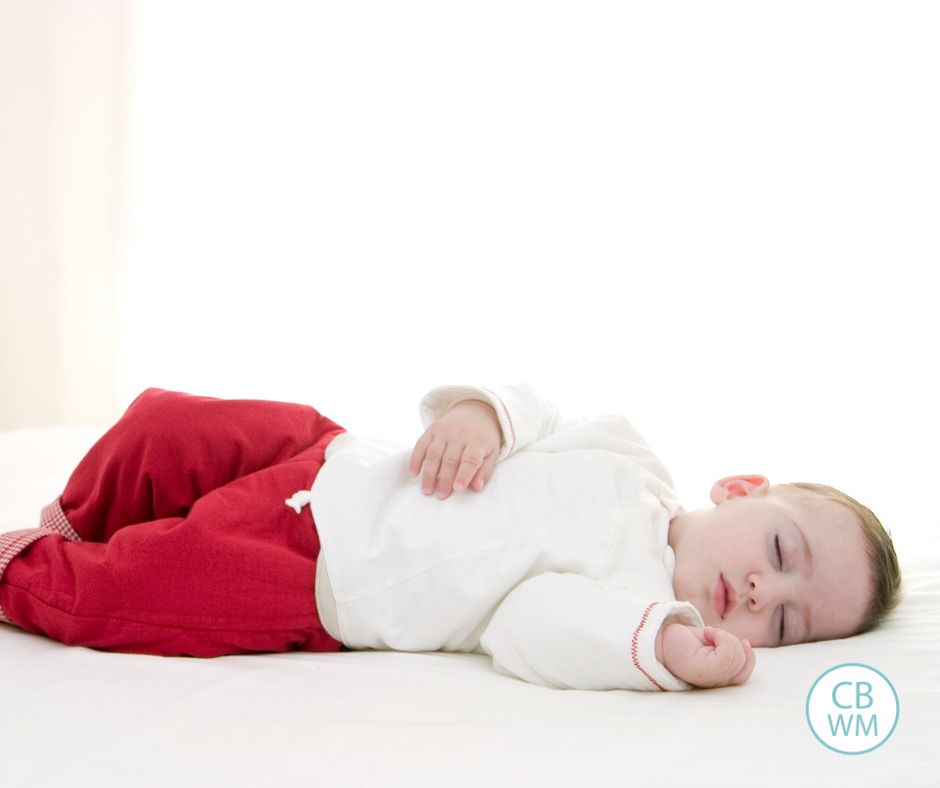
[633,601,705,691]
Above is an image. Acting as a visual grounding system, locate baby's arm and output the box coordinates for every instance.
[655,622,756,688]
[409,399,502,499]
[418,383,572,462]
[479,572,705,691]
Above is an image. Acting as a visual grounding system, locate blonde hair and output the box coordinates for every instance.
[773,482,902,637]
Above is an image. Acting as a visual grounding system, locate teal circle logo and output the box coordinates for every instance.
[805,663,899,754]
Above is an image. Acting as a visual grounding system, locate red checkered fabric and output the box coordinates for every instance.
[0,498,82,624]
[38,499,82,541]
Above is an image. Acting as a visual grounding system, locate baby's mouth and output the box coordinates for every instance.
[712,574,727,618]
[712,573,738,619]
[722,575,738,617]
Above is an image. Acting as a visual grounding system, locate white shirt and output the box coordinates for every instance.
[296,384,704,691]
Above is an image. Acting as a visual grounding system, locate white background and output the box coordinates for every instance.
[2,1,938,555]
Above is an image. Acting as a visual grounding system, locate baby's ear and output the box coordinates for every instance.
[710,475,770,504]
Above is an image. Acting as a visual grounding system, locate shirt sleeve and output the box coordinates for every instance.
[418,383,581,463]
[478,572,705,692]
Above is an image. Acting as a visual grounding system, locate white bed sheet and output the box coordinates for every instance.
[1,427,937,787]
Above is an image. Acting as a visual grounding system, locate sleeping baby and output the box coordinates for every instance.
[0,384,903,691]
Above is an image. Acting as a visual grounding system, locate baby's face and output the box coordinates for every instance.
[668,477,871,647]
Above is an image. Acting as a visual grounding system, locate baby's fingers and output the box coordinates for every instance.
[729,639,756,685]
[458,451,495,492]
[416,437,447,495]
[408,431,432,477]
[703,627,748,685]
[451,446,486,493]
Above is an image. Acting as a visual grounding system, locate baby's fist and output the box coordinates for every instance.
[657,623,756,689]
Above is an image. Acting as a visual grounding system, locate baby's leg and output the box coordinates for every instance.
[59,387,344,541]
[0,430,343,656]
[0,387,345,629]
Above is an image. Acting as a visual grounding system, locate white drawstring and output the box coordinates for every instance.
[285,489,314,514]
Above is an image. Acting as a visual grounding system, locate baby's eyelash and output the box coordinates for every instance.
[775,534,785,643]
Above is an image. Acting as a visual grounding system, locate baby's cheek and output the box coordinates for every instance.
[720,618,762,647]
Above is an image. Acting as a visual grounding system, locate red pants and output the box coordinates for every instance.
[0,388,347,657]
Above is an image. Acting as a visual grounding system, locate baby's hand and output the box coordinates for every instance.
[657,622,756,689]
[408,400,502,499]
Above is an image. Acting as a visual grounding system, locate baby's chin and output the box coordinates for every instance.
[696,605,721,630]
[672,578,715,629]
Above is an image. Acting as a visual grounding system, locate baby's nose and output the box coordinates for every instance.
[747,574,769,609]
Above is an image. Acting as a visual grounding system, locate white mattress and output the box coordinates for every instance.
[1,427,937,787]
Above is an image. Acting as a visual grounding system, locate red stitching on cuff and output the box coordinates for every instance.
[480,387,516,455]
[631,601,666,691]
